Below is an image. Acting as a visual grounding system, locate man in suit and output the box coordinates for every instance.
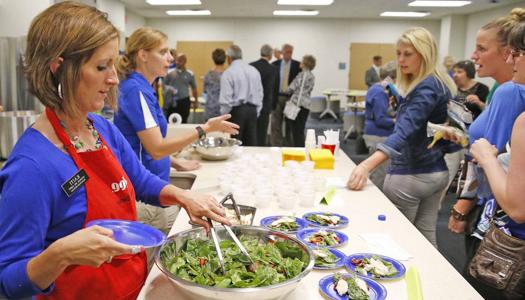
[271,43,301,146]
[365,55,382,88]
[251,44,279,146]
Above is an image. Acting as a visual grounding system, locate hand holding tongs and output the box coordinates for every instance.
[206,216,256,275]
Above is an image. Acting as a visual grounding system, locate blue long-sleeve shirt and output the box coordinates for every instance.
[0,114,167,298]
[364,83,395,137]
[219,59,263,116]
[378,75,454,175]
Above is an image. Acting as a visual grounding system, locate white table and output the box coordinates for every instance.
[138,147,482,300]
[320,89,348,120]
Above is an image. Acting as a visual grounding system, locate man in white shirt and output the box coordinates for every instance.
[365,55,382,88]
[219,45,263,146]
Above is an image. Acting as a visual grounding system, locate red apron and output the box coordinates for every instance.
[38,108,147,300]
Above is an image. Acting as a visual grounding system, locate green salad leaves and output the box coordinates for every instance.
[160,236,308,288]
[351,255,398,278]
[313,248,340,267]
[333,273,370,300]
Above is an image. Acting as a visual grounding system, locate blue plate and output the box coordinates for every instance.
[319,273,387,300]
[345,253,406,280]
[313,248,346,270]
[297,228,348,248]
[260,215,307,233]
[303,212,349,229]
[86,219,166,248]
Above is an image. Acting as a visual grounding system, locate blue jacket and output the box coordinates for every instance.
[378,75,455,175]
[364,83,395,137]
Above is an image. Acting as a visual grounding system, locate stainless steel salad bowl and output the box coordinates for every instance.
[154,226,314,300]
[192,136,241,160]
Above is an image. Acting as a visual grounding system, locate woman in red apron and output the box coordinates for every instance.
[0,2,229,299]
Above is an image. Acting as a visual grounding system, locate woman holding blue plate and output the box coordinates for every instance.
[0,2,229,299]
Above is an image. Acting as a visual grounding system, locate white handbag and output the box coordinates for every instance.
[283,74,306,120]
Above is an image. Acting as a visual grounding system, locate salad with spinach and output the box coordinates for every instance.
[333,272,370,300]
[306,213,341,226]
[268,216,299,232]
[308,230,341,246]
[160,235,308,288]
[351,255,398,278]
[313,248,341,268]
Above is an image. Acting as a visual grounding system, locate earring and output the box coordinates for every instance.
[58,83,63,99]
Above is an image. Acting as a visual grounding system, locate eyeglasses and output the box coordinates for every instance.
[510,49,525,58]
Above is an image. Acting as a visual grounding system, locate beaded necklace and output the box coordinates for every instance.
[59,119,102,151]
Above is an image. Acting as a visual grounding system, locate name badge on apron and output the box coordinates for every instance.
[61,169,89,197]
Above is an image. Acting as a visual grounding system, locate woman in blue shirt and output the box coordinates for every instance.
[347,27,457,247]
[114,27,238,234]
[0,3,229,299]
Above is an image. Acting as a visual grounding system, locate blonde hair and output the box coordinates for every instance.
[396,27,456,97]
[508,8,525,50]
[302,55,316,71]
[482,7,525,47]
[24,1,119,117]
[117,27,168,79]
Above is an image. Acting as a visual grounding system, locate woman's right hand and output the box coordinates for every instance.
[203,114,239,135]
[56,226,139,268]
[347,163,369,190]
[177,189,231,230]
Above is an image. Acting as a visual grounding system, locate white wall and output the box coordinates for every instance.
[96,0,125,32]
[439,15,466,63]
[147,17,440,96]
[125,9,146,37]
[0,0,51,37]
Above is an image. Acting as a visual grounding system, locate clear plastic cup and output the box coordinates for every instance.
[299,191,316,207]
[278,192,298,210]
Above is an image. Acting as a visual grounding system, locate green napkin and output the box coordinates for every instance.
[320,187,336,205]
[406,266,423,300]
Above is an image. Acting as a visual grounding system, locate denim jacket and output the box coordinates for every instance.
[377,75,453,175]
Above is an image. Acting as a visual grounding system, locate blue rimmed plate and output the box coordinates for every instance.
[303,212,349,229]
[86,219,166,248]
[260,215,308,233]
[345,253,406,280]
[313,248,346,270]
[297,228,348,248]
[319,273,387,300]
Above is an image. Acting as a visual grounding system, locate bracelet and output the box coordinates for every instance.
[195,126,206,140]
[450,206,467,221]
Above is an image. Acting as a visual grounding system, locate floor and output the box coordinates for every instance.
[305,113,467,275]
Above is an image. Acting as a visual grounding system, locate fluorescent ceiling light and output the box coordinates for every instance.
[273,10,319,16]
[277,0,333,5]
[380,11,430,17]
[409,1,471,7]
[166,9,211,15]
[147,0,201,5]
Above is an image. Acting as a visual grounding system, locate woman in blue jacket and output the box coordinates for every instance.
[347,27,457,247]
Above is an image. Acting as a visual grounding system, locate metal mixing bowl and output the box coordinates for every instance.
[155,226,314,300]
[192,137,241,160]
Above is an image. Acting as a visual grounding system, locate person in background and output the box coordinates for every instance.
[167,48,177,73]
[448,9,525,299]
[203,48,226,120]
[363,61,397,191]
[273,47,282,61]
[271,43,301,146]
[365,55,382,88]
[0,105,3,112]
[347,27,458,247]
[163,53,198,123]
[442,55,456,78]
[284,55,316,147]
[115,27,239,236]
[219,45,263,146]
[453,60,489,119]
[0,3,230,299]
[250,44,278,146]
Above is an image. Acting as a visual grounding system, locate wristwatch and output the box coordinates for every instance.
[195,126,206,140]
[450,206,467,221]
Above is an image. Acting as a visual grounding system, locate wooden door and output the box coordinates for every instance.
[176,41,233,93]
[348,43,396,91]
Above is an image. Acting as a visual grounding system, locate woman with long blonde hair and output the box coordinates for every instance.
[347,27,457,247]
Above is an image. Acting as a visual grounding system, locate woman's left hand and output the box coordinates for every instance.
[347,163,369,190]
[204,114,239,135]
[177,190,231,230]
[470,138,498,166]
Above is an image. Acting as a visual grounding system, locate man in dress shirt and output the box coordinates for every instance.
[219,45,263,146]
[271,43,301,146]
[365,55,382,88]
[250,44,279,146]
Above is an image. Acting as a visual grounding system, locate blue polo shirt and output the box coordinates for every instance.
[0,114,167,298]
[114,72,170,181]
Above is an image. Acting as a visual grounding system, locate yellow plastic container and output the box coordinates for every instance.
[281,149,306,165]
[309,149,334,169]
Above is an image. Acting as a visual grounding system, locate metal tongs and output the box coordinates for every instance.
[206,194,255,274]
[220,192,242,221]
